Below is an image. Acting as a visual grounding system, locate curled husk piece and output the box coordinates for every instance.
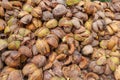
[62,64,81,79]
[85,72,99,80]
[108,57,119,71]
[0,19,6,31]
[7,70,23,80]
[32,18,42,28]
[28,68,43,80]
[51,28,66,39]
[74,12,88,21]
[46,19,58,29]
[0,39,8,51]
[56,43,69,54]
[107,22,118,35]
[31,7,42,18]
[0,7,4,17]
[18,11,29,18]
[52,4,67,17]
[82,45,93,55]
[50,76,65,80]
[114,65,120,80]
[19,46,32,57]
[22,63,43,80]
[20,14,32,24]
[35,27,50,38]
[84,1,100,14]
[107,36,118,50]
[2,51,20,67]
[100,40,108,49]
[0,0,120,80]
[8,41,21,50]
[96,56,106,65]
[18,28,31,37]
[0,67,23,80]
[92,19,105,32]
[71,17,81,29]
[79,56,88,69]
[7,34,23,43]
[66,0,80,6]
[1,0,13,10]
[36,39,50,55]
[59,17,73,27]
[26,23,36,31]
[45,34,59,48]
[23,4,33,13]
[85,18,93,31]
[31,55,46,68]
[22,63,38,76]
